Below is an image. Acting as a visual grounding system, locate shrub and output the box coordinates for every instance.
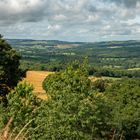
[106,79,140,139]
[42,61,111,139]
[5,82,41,138]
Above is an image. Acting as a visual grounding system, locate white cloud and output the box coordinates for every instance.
[53,14,66,21]
[0,0,140,41]
[48,25,61,31]
[86,15,100,22]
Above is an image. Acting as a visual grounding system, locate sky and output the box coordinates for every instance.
[0,0,140,42]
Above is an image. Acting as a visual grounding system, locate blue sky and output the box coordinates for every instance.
[0,0,140,42]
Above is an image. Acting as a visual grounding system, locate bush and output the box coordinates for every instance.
[42,61,111,139]
[106,79,140,139]
[1,82,41,138]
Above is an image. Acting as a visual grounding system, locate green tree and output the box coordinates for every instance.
[0,36,21,102]
[106,79,140,139]
[42,61,111,139]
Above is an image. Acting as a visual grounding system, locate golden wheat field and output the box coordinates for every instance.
[24,71,54,100]
[23,71,116,100]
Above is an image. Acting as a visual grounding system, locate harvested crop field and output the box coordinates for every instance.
[24,71,54,100]
[24,71,118,100]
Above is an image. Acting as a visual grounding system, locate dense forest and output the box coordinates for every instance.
[0,37,140,139]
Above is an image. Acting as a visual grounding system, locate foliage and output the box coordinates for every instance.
[5,82,41,137]
[0,36,21,103]
[89,67,140,78]
[0,55,140,139]
[92,79,108,92]
[43,60,89,96]
[42,61,111,139]
[106,78,140,139]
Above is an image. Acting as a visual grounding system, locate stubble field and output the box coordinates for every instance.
[24,71,54,100]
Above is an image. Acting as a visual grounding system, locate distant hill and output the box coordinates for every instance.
[7,39,140,48]
[6,39,140,70]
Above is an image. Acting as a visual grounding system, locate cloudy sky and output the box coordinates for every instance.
[0,0,140,42]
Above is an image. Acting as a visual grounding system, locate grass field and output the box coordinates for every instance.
[56,44,79,49]
[89,76,121,82]
[102,76,121,80]
[128,68,140,71]
[24,71,54,100]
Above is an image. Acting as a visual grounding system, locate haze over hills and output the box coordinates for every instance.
[7,39,140,47]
